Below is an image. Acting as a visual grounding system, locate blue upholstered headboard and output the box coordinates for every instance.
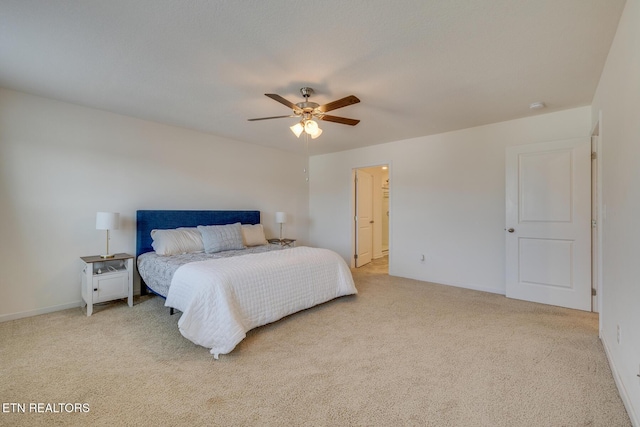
[136,210,261,257]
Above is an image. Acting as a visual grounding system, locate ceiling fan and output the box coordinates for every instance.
[248,87,360,139]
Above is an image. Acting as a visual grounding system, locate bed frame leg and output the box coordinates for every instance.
[170,307,175,315]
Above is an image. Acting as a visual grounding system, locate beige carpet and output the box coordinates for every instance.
[0,257,631,426]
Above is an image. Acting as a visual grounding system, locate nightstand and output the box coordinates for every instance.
[268,238,296,247]
[80,253,134,316]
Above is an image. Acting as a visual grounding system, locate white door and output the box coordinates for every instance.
[355,170,373,267]
[505,138,591,311]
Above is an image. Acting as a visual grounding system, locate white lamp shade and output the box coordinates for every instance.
[290,122,304,138]
[310,128,323,139]
[96,212,120,230]
[275,212,287,224]
[304,119,318,135]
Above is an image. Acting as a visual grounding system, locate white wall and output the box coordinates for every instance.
[591,0,640,423]
[309,107,591,294]
[0,88,308,321]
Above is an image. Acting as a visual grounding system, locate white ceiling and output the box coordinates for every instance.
[0,0,626,155]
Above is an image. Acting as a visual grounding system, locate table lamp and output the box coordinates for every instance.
[96,212,120,258]
[275,212,287,240]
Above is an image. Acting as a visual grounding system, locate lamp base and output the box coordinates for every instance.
[100,254,115,259]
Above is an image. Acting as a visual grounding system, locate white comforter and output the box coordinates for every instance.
[165,246,357,357]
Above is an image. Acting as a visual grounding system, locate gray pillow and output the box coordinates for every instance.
[198,223,245,253]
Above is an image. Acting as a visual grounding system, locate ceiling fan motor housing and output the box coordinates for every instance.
[296,101,320,112]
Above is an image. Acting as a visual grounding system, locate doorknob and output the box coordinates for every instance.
[507,228,515,233]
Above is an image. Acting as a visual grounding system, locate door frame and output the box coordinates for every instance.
[351,162,392,269]
[591,115,603,322]
[591,134,599,313]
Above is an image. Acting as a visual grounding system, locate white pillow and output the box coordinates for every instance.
[151,227,204,256]
[241,224,268,246]
[198,223,245,253]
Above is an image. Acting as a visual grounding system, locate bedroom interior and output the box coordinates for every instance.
[1,1,638,425]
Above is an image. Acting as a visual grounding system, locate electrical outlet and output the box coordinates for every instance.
[616,324,621,344]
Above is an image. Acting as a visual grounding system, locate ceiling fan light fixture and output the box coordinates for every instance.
[304,119,319,135]
[310,128,323,139]
[290,122,304,138]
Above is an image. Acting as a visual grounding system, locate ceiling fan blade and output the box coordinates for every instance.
[265,94,299,110]
[247,115,295,121]
[317,95,360,113]
[318,114,360,126]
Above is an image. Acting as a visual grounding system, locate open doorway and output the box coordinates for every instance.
[353,164,389,271]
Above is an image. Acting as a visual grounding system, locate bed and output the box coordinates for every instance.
[136,210,357,358]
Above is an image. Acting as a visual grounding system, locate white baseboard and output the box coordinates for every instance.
[390,271,505,296]
[0,301,83,323]
[601,334,639,426]
[435,279,505,296]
